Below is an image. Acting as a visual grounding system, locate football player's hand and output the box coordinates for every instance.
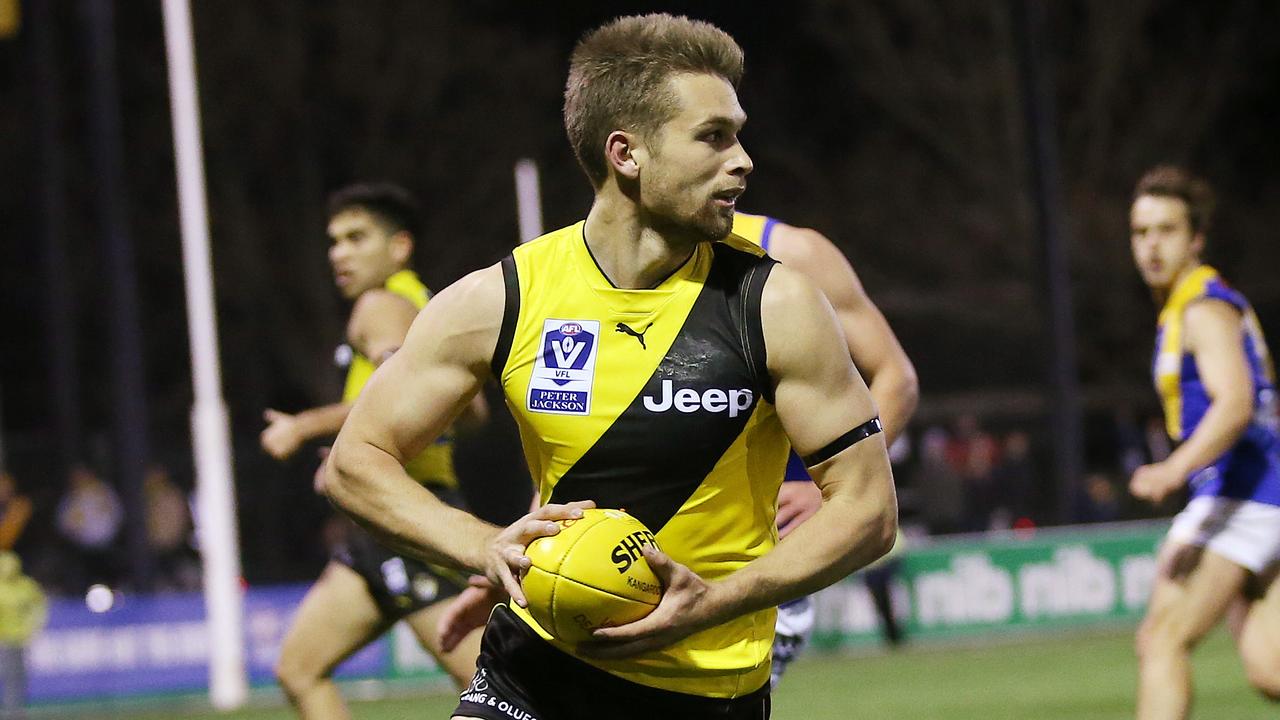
[486,500,596,608]
[579,545,719,658]
[260,409,303,460]
[776,480,822,538]
[1129,460,1186,505]
[437,575,503,652]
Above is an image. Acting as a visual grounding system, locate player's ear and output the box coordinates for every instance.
[605,130,643,181]
[389,231,413,266]
[1190,232,1205,259]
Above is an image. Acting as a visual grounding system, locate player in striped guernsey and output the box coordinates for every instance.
[1128,166,1280,718]
[324,14,897,720]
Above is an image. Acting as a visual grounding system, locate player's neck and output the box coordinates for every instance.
[1152,261,1203,305]
[584,198,698,290]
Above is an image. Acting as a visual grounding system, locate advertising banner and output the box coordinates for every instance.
[27,583,446,702]
[810,521,1168,649]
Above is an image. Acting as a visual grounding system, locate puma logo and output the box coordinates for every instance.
[615,322,653,349]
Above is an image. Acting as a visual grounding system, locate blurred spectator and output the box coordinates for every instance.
[144,466,198,591]
[1074,471,1124,524]
[0,551,46,718]
[947,414,1001,531]
[913,427,964,535]
[0,475,31,553]
[991,431,1035,528]
[55,465,123,591]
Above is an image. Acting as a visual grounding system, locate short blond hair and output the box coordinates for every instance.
[565,14,745,187]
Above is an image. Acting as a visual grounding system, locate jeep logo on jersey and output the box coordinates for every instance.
[641,379,755,418]
[527,319,600,416]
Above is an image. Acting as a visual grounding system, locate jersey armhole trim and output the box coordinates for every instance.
[742,258,775,404]
[490,255,520,381]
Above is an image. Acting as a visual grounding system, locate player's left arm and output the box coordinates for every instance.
[768,225,917,536]
[586,266,897,657]
[768,225,918,443]
[1131,299,1255,503]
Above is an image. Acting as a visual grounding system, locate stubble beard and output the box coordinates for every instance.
[688,202,734,242]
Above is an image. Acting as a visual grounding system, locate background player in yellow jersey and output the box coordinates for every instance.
[1127,166,1280,718]
[324,15,897,719]
[731,212,918,686]
[260,183,487,719]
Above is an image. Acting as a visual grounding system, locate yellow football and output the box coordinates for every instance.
[522,508,663,643]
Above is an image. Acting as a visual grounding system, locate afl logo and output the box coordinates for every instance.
[560,323,583,335]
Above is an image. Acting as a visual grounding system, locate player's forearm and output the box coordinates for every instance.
[294,403,352,442]
[709,463,897,620]
[1166,396,1253,479]
[866,365,918,446]
[325,439,496,573]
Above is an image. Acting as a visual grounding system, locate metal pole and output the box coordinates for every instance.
[514,159,544,244]
[161,0,248,707]
[1012,0,1085,524]
[82,0,153,588]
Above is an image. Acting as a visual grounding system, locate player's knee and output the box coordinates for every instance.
[1135,614,1196,663]
[274,653,325,700]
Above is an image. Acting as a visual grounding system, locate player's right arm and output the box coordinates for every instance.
[260,404,350,460]
[259,289,418,461]
[324,264,591,601]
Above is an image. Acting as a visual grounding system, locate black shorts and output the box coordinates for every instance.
[453,605,771,720]
[332,486,469,618]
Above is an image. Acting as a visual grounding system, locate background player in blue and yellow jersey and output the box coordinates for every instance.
[260,183,487,718]
[1128,166,1280,718]
[732,212,917,685]
[323,14,897,720]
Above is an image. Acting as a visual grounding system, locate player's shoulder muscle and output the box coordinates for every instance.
[400,263,507,372]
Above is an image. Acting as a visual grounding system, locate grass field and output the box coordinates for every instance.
[50,628,1275,719]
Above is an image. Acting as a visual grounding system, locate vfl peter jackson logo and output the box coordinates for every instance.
[527,319,600,416]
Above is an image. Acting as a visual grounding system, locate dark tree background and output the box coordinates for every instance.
[1,0,1277,584]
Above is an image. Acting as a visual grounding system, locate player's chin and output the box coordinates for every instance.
[694,208,734,241]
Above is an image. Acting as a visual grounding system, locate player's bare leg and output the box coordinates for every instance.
[403,597,485,688]
[1228,566,1280,701]
[275,562,393,720]
[1135,543,1248,719]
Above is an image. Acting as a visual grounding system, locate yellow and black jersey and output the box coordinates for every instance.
[491,222,791,698]
[340,269,457,489]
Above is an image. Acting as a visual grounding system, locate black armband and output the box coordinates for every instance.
[802,417,883,467]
